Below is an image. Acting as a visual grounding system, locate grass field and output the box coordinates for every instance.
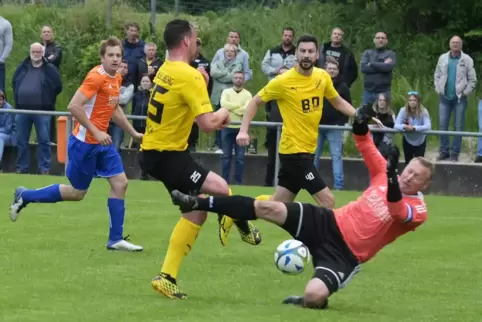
[0,173,481,322]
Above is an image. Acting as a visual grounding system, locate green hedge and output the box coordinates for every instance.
[2,0,480,155]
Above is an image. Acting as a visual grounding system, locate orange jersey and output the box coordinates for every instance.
[72,65,122,144]
[334,133,428,263]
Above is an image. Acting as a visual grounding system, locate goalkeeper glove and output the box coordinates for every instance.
[352,104,376,135]
[386,145,400,178]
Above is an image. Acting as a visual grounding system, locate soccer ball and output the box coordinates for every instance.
[274,239,311,275]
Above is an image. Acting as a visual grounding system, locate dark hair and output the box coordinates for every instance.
[324,56,339,68]
[99,36,124,57]
[164,19,193,50]
[125,22,140,31]
[121,60,128,65]
[296,34,318,49]
[140,73,151,81]
[228,30,241,39]
[283,27,295,35]
[0,89,4,99]
[376,31,388,39]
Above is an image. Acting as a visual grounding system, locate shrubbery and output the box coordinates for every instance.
[2,0,481,154]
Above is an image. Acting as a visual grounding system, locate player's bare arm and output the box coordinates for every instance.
[196,107,230,133]
[68,90,112,146]
[327,95,357,118]
[111,105,143,141]
[236,95,264,146]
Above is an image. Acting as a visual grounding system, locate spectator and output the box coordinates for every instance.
[132,74,152,180]
[220,71,252,185]
[370,93,396,159]
[0,89,15,171]
[108,60,134,151]
[477,95,482,163]
[210,43,243,153]
[395,92,432,165]
[0,16,13,94]
[188,37,213,152]
[12,42,62,174]
[314,57,351,190]
[261,27,296,81]
[212,30,252,82]
[261,27,296,184]
[41,24,63,145]
[41,25,62,68]
[434,35,477,161]
[132,74,152,136]
[317,27,358,88]
[122,22,145,87]
[137,42,163,85]
[360,31,396,105]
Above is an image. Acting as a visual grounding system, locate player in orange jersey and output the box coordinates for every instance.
[170,105,434,309]
[10,36,145,252]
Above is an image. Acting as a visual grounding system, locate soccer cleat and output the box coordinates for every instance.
[282,295,328,310]
[171,190,198,213]
[218,214,234,246]
[107,235,143,252]
[235,220,262,245]
[10,186,28,222]
[151,273,187,299]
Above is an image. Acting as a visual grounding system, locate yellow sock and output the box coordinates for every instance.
[255,194,271,201]
[228,188,233,196]
[161,217,201,280]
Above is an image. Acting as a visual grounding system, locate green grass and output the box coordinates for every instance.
[0,174,481,321]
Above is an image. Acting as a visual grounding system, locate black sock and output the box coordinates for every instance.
[195,195,257,221]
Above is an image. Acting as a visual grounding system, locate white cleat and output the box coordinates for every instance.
[107,237,143,252]
[10,186,28,222]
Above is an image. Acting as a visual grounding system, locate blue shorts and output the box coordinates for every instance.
[66,135,124,190]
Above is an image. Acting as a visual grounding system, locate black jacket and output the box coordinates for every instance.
[317,42,358,88]
[137,57,163,88]
[12,57,62,111]
[43,40,62,68]
[191,53,213,96]
[320,77,351,126]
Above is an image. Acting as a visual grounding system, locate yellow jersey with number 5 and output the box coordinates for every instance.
[257,67,339,154]
[140,60,212,151]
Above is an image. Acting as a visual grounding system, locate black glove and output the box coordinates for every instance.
[386,145,400,177]
[355,104,376,123]
[352,105,376,135]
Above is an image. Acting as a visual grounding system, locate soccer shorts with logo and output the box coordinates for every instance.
[66,135,125,190]
[277,153,327,195]
[281,202,361,295]
[139,149,209,198]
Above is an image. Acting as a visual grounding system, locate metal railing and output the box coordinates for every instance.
[1,109,482,186]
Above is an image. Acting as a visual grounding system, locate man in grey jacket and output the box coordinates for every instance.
[212,30,252,82]
[0,16,13,94]
[434,36,477,161]
[360,31,396,105]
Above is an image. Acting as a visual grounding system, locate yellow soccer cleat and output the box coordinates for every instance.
[235,220,262,245]
[218,214,234,246]
[151,273,187,300]
[255,194,272,201]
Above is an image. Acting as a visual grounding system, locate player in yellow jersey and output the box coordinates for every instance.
[220,34,358,233]
[139,19,261,300]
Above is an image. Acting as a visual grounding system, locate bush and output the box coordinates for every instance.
[1,0,480,155]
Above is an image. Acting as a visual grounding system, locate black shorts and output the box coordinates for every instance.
[281,203,361,295]
[139,149,209,196]
[278,153,327,195]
